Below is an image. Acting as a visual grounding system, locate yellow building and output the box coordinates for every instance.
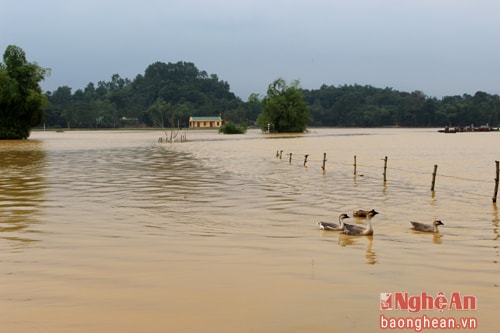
[189,116,222,128]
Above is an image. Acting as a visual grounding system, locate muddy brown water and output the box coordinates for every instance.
[1,128,498,332]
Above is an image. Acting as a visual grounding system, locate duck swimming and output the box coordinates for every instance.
[343,209,378,236]
[318,213,350,231]
[352,209,372,218]
[410,220,444,233]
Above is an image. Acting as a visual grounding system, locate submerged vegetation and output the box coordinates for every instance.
[218,122,247,134]
[257,78,311,133]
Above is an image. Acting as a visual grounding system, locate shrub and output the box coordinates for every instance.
[218,122,247,134]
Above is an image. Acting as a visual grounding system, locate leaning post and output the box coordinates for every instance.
[493,160,499,203]
[431,164,438,191]
[321,153,327,172]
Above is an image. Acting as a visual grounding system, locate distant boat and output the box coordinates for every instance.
[438,124,499,133]
[438,126,457,133]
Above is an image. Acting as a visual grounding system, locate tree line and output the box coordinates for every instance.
[44,64,500,130]
[44,61,255,129]
[3,45,500,139]
[303,85,500,128]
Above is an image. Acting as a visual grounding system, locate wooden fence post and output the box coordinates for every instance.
[493,160,499,203]
[431,164,438,191]
[304,154,309,167]
[383,156,388,182]
[353,155,357,175]
[322,153,327,172]
[288,153,292,164]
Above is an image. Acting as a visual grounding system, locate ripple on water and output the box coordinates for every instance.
[1,129,499,332]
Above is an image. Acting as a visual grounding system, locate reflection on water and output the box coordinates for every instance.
[338,233,358,247]
[433,233,443,244]
[409,230,444,244]
[493,204,499,267]
[365,236,376,264]
[1,129,499,332]
[493,204,499,240]
[338,234,377,264]
[0,140,46,247]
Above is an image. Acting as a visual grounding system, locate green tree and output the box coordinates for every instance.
[45,61,243,129]
[257,78,311,132]
[0,45,50,139]
[218,121,247,134]
[44,86,72,128]
[245,93,264,122]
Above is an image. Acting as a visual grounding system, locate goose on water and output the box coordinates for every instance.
[410,220,444,233]
[318,213,350,231]
[343,209,379,236]
[352,209,372,218]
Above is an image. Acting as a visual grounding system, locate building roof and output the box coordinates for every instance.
[190,116,222,121]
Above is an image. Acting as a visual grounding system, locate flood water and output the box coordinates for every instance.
[1,128,498,332]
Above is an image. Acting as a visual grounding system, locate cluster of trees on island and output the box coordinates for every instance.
[1,45,500,139]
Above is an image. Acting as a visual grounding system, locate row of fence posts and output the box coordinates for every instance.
[276,150,500,203]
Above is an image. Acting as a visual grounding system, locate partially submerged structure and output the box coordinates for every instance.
[189,116,222,128]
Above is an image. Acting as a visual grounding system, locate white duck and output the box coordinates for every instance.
[343,209,379,236]
[318,213,350,231]
[410,220,444,233]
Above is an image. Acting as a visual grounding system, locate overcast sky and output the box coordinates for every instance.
[2,0,499,100]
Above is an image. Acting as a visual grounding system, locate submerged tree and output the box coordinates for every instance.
[0,45,50,139]
[218,121,247,134]
[257,78,311,133]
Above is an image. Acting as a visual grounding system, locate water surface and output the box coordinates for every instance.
[1,128,498,332]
